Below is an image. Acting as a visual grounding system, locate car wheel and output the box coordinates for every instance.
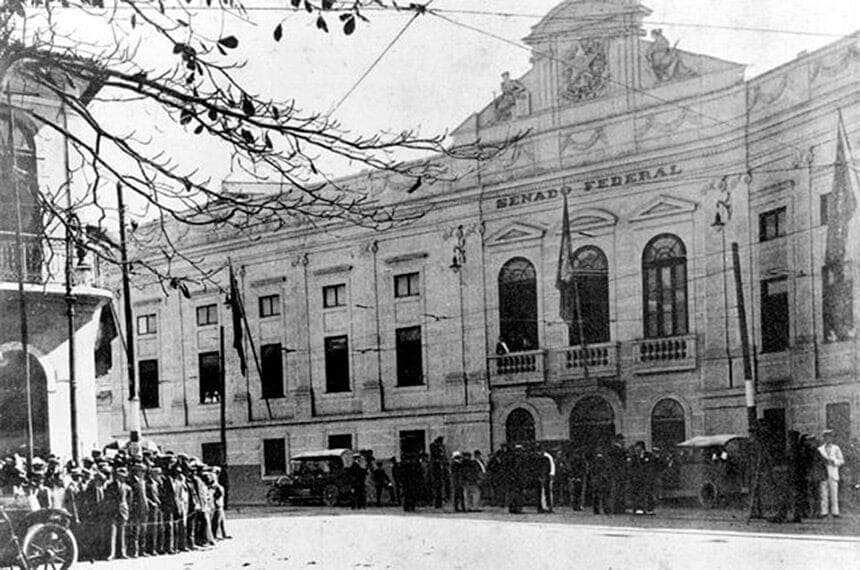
[322,484,340,507]
[21,522,78,570]
[698,480,719,509]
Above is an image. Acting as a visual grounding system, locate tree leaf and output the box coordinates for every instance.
[273,23,283,42]
[316,15,328,32]
[218,36,239,49]
[241,95,255,117]
[290,0,300,6]
[321,0,333,9]
[241,129,255,144]
[343,16,355,35]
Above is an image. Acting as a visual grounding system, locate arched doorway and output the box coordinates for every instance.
[0,350,49,456]
[498,258,538,352]
[651,398,686,450]
[505,408,536,443]
[569,396,615,451]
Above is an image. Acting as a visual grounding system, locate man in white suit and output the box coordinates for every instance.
[818,430,845,518]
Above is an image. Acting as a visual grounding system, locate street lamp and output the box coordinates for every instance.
[712,205,733,388]
[450,225,468,405]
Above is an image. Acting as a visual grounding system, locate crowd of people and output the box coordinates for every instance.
[338,429,852,522]
[0,446,231,561]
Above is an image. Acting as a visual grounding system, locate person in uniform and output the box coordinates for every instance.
[818,429,845,518]
[450,452,465,512]
[105,466,130,561]
[127,462,150,558]
[145,466,164,555]
[390,457,403,506]
[429,437,449,509]
[159,461,178,554]
[347,454,368,510]
[628,441,656,515]
[607,434,628,514]
[210,469,229,540]
[171,464,190,552]
[371,461,391,507]
[400,454,420,512]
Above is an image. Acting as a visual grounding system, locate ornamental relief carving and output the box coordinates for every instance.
[561,126,607,155]
[809,44,860,84]
[559,38,610,103]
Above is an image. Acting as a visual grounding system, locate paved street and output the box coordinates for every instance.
[88,510,860,570]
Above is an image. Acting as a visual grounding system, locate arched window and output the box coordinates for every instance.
[651,398,686,450]
[642,234,688,338]
[568,246,610,345]
[498,257,538,352]
[505,408,536,443]
[569,396,615,451]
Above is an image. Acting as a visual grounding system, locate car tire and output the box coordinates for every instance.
[21,522,78,570]
[698,480,719,509]
[322,484,340,507]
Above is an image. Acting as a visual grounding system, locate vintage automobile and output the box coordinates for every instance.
[0,495,78,569]
[266,449,354,507]
[659,434,752,508]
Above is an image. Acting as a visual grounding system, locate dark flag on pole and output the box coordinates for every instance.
[556,194,576,324]
[822,112,858,342]
[228,263,248,376]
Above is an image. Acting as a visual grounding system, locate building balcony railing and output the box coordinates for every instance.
[487,349,547,387]
[553,342,619,380]
[632,334,698,374]
[0,231,43,283]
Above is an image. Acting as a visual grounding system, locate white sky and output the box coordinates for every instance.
[91,0,859,207]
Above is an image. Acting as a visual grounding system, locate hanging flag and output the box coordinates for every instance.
[556,194,576,324]
[822,113,858,341]
[228,262,248,376]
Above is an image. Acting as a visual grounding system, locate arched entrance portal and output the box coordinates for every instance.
[569,396,615,451]
[0,350,49,456]
[505,408,536,443]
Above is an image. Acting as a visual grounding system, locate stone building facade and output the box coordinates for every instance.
[96,0,860,502]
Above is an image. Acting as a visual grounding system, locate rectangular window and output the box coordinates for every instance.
[201,442,225,467]
[820,193,831,225]
[263,438,287,477]
[136,314,157,335]
[826,402,850,443]
[327,434,353,450]
[260,343,285,399]
[761,277,789,353]
[396,326,424,386]
[758,207,787,242]
[196,304,218,326]
[258,294,281,318]
[322,284,346,308]
[138,359,159,409]
[394,272,420,298]
[324,335,350,393]
[198,351,221,403]
[399,430,426,458]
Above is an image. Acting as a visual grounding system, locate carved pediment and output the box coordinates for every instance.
[631,195,697,223]
[487,222,547,246]
[570,208,618,232]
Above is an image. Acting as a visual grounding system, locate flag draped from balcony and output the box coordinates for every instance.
[556,194,576,324]
[822,114,858,342]
[228,263,248,376]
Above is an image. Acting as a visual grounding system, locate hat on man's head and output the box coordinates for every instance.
[822,429,836,437]
[115,467,129,477]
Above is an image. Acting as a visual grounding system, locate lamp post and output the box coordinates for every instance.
[712,206,733,388]
[450,226,468,406]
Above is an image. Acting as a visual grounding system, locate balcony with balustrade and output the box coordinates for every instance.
[552,342,619,381]
[487,349,547,387]
[632,334,698,374]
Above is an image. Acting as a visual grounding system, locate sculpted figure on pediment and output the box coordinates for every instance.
[560,38,609,103]
[493,71,528,123]
[646,29,696,83]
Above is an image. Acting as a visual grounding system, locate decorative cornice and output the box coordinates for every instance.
[383,252,429,265]
[249,276,286,288]
[312,264,353,276]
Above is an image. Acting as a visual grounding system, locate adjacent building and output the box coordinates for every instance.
[96,0,860,503]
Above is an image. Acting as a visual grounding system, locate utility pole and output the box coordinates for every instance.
[8,92,34,463]
[219,325,228,464]
[61,99,79,463]
[732,242,756,430]
[117,182,140,442]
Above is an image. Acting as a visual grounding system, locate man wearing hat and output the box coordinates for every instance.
[817,429,845,518]
[128,463,150,557]
[105,466,130,560]
[146,466,164,555]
